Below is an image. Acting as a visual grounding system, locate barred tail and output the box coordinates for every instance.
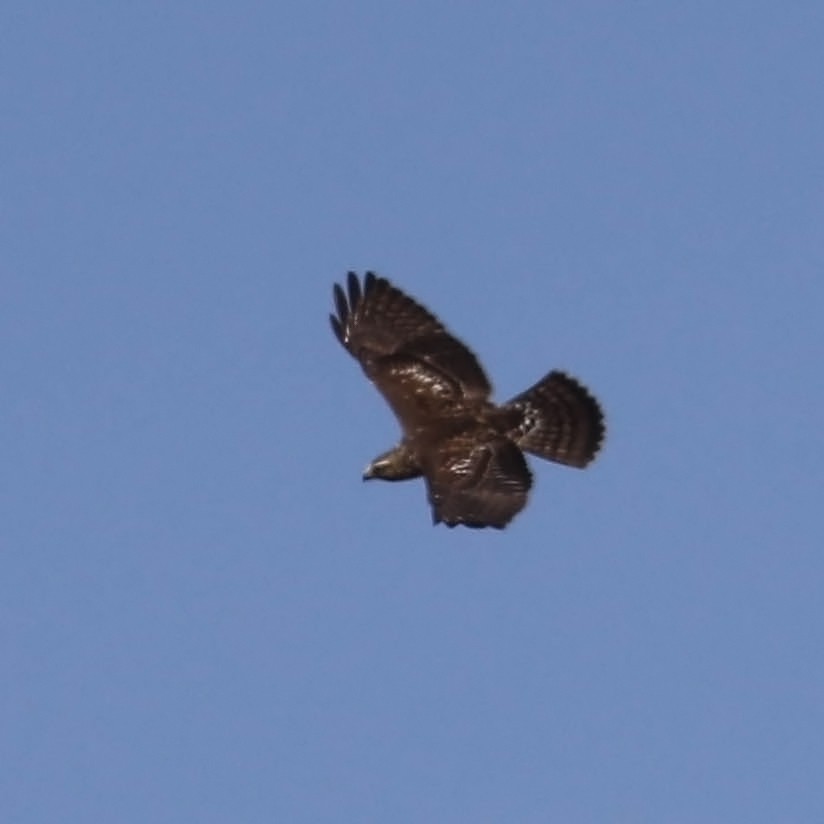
[504,371,605,468]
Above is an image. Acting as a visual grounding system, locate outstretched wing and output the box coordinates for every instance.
[330,272,492,433]
[504,371,605,468]
[423,435,532,529]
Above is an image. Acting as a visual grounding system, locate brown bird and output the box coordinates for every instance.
[330,272,605,529]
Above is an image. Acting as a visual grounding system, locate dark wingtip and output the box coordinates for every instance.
[329,313,344,345]
[346,271,362,309]
[333,282,349,323]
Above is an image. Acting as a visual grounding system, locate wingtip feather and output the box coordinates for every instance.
[333,283,349,323]
[329,313,344,345]
[346,271,362,310]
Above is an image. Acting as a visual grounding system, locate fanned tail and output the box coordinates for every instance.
[504,371,605,468]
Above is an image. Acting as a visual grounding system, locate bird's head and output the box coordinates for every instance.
[363,445,422,482]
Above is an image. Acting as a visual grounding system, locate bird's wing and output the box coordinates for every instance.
[330,272,492,433]
[423,435,532,529]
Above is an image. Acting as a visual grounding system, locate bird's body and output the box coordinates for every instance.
[330,272,604,529]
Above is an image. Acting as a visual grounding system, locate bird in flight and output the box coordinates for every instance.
[330,272,605,529]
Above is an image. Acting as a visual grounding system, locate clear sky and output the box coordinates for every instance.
[2,3,823,822]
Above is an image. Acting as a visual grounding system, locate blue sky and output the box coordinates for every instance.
[2,2,823,821]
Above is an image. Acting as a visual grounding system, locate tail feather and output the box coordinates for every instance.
[504,371,605,468]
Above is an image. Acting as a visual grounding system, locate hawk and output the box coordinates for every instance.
[330,272,605,529]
